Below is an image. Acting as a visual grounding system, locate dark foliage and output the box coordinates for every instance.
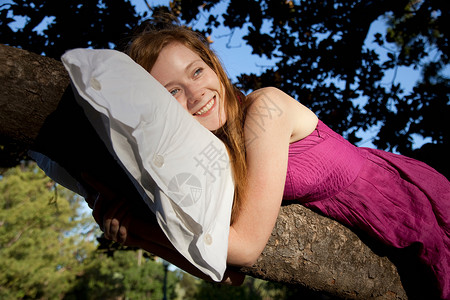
[1,0,448,176]
[0,0,141,59]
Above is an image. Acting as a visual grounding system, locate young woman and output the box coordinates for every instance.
[88,21,449,298]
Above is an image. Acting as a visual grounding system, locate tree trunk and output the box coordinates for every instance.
[0,44,415,299]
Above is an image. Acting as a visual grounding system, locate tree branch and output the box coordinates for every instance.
[0,44,69,166]
[242,204,412,299]
[0,44,413,299]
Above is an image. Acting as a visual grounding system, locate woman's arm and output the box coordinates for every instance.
[227,87,318,267]
[123,219,245,285]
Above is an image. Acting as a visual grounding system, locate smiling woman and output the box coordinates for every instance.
[150,42,227,131]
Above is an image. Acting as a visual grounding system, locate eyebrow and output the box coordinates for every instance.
[163,59,203,88]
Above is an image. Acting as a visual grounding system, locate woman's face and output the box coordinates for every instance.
[150,42,227,131]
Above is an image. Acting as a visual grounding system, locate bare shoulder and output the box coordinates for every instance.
[246,87,289,106]
[246,87,318,143]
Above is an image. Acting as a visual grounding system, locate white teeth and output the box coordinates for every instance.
[194,97,215,116]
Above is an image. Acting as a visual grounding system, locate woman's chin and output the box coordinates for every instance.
[195,115,226,132]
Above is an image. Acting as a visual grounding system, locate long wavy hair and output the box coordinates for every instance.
[125,18,247,224]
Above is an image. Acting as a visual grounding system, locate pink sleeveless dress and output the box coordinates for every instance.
[283,120,450,299]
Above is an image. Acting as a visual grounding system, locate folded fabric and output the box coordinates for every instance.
[33,48,235,281]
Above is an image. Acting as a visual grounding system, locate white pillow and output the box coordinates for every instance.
[46,48,233,281]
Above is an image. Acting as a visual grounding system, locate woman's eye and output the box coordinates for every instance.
[194,68,203,77]
[170,88,180,96]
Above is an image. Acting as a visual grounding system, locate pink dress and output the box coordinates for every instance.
[283,120,450,299]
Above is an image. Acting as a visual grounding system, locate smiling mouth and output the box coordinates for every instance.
[194,96,215,116]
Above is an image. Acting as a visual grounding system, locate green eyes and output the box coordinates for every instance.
[169,68,203,96]
[194,68,203,77]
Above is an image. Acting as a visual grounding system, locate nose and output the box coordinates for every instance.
[185,84,205,106]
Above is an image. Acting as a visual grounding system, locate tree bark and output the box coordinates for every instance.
[242,204,413,299]
[0,44,70,167]
[0,44,414,299]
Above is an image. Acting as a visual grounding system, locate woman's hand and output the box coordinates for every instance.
[81,173,134,245]
[95,194,131,244]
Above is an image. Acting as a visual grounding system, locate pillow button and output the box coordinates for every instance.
[204,233,213,246]
[90,77,102,91]
[153,154,164,168]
